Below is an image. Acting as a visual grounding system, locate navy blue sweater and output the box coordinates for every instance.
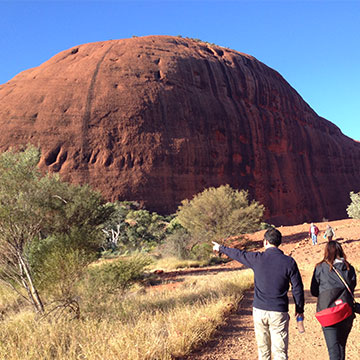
[220,245,304,313]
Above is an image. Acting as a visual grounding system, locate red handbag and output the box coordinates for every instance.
[315,299,353,327]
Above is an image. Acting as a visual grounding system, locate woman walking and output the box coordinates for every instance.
[311,241,356,360]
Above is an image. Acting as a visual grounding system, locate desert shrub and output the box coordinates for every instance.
[124,210,168,251]
[27,235,93,300]
[259,222,274,230]
[0,146,113,314]
[84,254,152,298]
[160,228,192,260]
[101,201,139,251]
[190,242,213,261]
[347,191,360,219]
[176,184,265,243]
[165,216,185,234]
[102,203,170,253]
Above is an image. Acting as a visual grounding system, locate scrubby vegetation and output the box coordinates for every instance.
[347,191,360,219]
[176,184,265,243]
[0,146,114,315]
[0,147,266,359]
[0,268,253,359]
[102,201,169,253]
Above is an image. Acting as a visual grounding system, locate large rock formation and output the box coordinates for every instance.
[0,35,359,225]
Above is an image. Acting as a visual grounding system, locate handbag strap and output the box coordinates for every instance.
[332,266,355,301]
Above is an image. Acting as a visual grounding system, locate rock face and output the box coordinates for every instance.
[1,35,360,225]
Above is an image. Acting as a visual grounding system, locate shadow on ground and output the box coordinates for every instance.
[283,232,309,244]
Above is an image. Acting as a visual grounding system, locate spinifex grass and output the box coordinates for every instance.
[148,256,210,270]
[0,269,253,360]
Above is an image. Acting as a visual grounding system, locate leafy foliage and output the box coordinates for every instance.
[190,242,213,261]
[102,202,169,253]
[0,146,113,313]
[84,255,152,297]
[44,182,114,240]
[27,235,95,298]
[160,227,192,260]
[176,184,265,243]
[347,191,360,219]
[101,201,139,251]
[125,210,168,250]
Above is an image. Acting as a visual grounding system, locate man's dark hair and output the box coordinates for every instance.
[264,228,282,247]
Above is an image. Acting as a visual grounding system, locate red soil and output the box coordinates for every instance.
[156,219,360,360]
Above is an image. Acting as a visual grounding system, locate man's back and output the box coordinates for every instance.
[213,228,305,360]
[219,246,304,313]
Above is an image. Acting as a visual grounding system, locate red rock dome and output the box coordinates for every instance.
[1,35,359,225]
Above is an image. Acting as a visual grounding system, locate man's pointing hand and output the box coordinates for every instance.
[212,241,220,252]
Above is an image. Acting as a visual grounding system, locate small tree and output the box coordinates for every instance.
[0,146,113,314]
[347,191,360,219]
[101,201,140,252]
[81,254,152,318]
[0,147,50,313]
[176,185,265,243]
[124,209,168,251]
[160,227,192,259]
[102,202,169,253]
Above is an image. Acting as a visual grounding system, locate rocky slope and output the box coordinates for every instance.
[0,35,359,224]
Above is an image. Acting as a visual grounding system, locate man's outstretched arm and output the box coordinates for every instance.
[212,241,258,269]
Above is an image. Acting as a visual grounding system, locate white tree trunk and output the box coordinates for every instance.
[17,253,44,314]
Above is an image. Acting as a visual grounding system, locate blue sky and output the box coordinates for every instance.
[1,0,359,140]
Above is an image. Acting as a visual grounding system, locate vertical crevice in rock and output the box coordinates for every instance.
[80,44,114,174]
[1,36,360,223]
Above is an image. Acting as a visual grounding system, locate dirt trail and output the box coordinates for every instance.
[183,219,360,360]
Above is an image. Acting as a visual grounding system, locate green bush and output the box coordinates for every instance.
[0,146,113,314]
[176,184,265,243]
[190,242,213,261]
[347,191,360,219]
[259,222,275,230]
[27,234,94,300]
[160,228,192,260]
[124,210,167,251]
[101,201,139,251]
[102,202,170,253]
[84,255,152,297]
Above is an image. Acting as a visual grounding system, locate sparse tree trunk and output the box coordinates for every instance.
[17,252,44,314]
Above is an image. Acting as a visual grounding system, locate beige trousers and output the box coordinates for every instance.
[253,307,290,360]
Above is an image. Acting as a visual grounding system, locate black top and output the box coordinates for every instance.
[220,245,304,313]
[310,260,356,312]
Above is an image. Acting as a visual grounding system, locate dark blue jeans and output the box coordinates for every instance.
[322,315,354,360]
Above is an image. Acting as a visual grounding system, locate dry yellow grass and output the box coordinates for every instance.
[148,256,210,270]
[0,269,253,360]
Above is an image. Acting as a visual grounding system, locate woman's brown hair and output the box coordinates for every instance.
[316,241,350,271]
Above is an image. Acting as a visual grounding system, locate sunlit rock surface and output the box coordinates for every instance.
[1,35,359,225]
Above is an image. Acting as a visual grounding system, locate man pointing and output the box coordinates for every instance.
[212,227,304,360]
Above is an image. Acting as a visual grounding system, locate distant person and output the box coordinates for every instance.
[212,228,304,360]
[311,241,356,360]
[324,225,336,242]
[309,222,320,245]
